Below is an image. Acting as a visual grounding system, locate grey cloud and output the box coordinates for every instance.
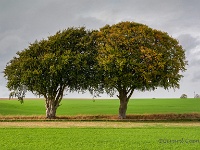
[177,34,200,82]
[178,34,200,51]
[1,0,200,98]
[191,70,200,82]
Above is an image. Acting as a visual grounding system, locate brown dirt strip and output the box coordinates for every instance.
[1,113,200,121]
[0,122,200,128]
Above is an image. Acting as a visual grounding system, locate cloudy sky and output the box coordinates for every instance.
[0,0,200,98]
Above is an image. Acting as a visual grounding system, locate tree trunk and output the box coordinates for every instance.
[118,89,129,119]
[117,88,134,119]
[45,100,57,119]
[119,99,128,119]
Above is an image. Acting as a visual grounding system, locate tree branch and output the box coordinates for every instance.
[55,85,66,107]
[127,88,134,100]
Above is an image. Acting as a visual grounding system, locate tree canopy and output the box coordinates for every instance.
[94,21,187,118]
[4,27,96,118]
[4,21,187,119]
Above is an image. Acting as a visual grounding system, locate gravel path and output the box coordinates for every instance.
[1,122,200,128]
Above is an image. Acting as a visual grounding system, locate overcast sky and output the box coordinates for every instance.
[0,0,200,98]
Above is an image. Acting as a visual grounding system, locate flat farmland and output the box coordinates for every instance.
[0,98,200,150]
[0,126,200,150]
[0,98,200,116]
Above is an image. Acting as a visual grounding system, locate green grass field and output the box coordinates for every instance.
[0,127,199,150]
[0,98,200,116]
[0,98,200,150]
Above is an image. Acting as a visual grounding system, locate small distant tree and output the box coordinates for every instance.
[180,94,187,98]
[194,94,200,98]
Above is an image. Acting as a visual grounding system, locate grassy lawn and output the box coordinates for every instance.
[0,98,199,116]
[0,127,199,150]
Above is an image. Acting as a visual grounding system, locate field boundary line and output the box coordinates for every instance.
[1,121,200,128]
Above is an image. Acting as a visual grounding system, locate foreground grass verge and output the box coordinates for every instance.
[0,127,199,150]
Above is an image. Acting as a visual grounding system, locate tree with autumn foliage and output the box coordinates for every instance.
[4,22,187,119]
[95,21,187,119]
[4,27,97,119]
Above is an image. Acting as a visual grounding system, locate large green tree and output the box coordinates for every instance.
[4,27,96,119]
[95,21,187,119]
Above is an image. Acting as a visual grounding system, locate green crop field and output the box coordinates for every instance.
[0,98,200,150]
[0,127,200,150]
[0,98,200,116]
